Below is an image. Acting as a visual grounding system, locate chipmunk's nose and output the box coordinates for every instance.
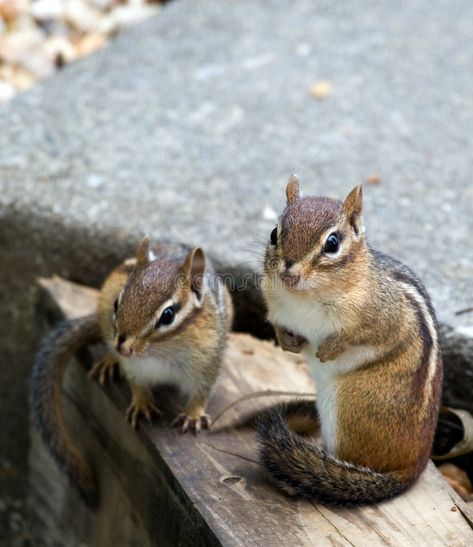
[281,259,300,286]
[281,272,300,287]
[116,334,133,357]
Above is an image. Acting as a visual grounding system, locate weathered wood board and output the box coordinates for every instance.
[31,277,473,546]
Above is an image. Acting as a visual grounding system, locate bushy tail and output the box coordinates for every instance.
[30,315,101,507]
[256,402,408,507]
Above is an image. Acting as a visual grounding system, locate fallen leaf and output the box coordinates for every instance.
[433,407,473,460]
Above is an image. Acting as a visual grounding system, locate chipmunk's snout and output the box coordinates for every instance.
[281,273,300,287]
[116,334,133,357]
[280,260,300,287]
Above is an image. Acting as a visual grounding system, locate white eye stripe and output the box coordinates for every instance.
[155,299,174,321]
[322,233,343,258]
[113,290,124,320]
[142,294,196,336]
[399,282,439,414]
[301,223,344,264]
[144,298,175,333]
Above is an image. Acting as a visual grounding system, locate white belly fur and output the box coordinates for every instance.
[118,349,200,401]
[264,284,377,455]
[307,346,377,455]
[265,285,340,346]
[307,356,339,454]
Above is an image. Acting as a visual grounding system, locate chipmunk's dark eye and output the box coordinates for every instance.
[113,298,119,315]
[270,227,278,246]
[324,233,340,254]
[157,305,175,328]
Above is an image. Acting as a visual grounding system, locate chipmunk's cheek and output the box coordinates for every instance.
[300,264,316,283]
[266,256,282,274]
[299,275,316,291]
[281,272,301,288]
[134,340,149,356]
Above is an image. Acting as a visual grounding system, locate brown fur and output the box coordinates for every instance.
[280,197,342,264]
[258,177,442,506]
[30,315,101,506]
[286,174,301,204]
[100,241,232,402]
[31,238,232,505]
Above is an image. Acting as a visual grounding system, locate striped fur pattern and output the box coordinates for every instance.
[31,238,232,504]
[98,238,232,413]
[259,177,442,506]
[30,315,101,506]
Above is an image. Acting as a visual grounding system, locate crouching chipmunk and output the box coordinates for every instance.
[257,176,442,506]
[31,236,233,505]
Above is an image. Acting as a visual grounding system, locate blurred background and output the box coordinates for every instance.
[0,0,163,103]
[1,0,473,544]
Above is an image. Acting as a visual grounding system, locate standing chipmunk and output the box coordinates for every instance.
[31,237,232,505]
[257,175,442,506]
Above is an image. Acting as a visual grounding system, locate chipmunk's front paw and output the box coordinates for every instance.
[316,337,344,362]
[276,326,308,354]
[89,353,120,385]
[172,413,211,435]
[126,393,163,430]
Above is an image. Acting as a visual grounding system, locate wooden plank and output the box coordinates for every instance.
[32,277,473,546]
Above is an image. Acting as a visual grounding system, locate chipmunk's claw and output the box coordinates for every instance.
[172,413,211,435]
[126,398,163,430]
[316,348,336,363]
[276,325,308,354]
[316,337,345,362]
[89,353,120,385]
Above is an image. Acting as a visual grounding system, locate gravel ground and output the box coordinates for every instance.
[0,0,161,103]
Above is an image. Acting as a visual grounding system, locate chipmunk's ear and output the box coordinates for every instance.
[286,174,301,204]
[136,235,151,267]
[182,247,206,303]
[343,185,364,237]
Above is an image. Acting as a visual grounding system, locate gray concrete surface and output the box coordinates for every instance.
[2,0,473,326]
[1,0,473,535]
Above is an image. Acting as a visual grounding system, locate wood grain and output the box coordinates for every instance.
[31,276,473,546]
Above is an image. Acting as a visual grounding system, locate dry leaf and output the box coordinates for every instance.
[433,407,473,460]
